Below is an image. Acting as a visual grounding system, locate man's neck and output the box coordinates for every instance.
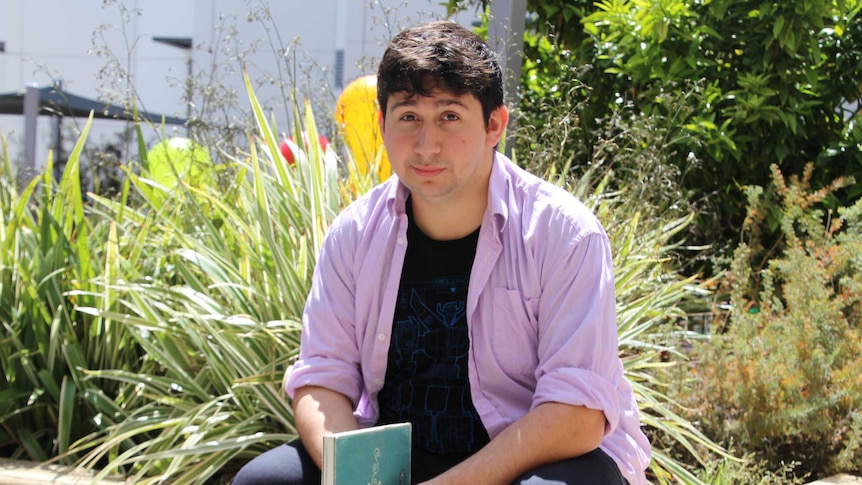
[410,189,488,241]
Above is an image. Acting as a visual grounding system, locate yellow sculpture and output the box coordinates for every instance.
[335,75,391,182]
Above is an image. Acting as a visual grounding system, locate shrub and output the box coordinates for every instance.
[681,164,862,480]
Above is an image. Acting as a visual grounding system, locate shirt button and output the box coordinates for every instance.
[396,237,404,245]
[374,378,383,385]
[377,333,386,341]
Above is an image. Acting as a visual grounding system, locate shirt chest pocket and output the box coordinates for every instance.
[488,288,540,378]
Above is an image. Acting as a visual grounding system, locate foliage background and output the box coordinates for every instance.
[453,0,862,265]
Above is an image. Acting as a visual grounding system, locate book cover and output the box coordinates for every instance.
[322,422,411,485]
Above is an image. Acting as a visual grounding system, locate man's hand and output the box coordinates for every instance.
[420,402,606,485]
[293,385,359,468]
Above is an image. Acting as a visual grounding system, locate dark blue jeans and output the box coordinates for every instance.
[231,439,629,484]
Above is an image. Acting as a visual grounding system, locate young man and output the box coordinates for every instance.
[233,20,650,485]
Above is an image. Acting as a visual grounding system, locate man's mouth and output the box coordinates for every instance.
[412,165,444,177]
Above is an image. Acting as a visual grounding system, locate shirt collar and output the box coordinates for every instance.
[383,151,512,234]
[380,172,406,217]
[486,151,510,234]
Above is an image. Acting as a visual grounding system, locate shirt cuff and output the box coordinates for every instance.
[532,367,622,435]
[284,357,363,406]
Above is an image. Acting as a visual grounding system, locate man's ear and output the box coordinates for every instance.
[486,105,509,148]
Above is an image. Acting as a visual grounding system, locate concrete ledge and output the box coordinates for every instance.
[807,474,862,485]
[0,458,126,484]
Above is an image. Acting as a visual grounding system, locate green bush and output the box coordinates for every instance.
[680,164,862,480]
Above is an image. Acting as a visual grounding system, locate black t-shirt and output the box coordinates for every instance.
[376,200,491,456]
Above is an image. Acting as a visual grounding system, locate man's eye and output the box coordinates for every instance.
[400,114,416,121]
[443,113,460,121]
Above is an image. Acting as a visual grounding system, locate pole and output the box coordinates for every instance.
[489,0,527,157]
[22,83,39,190]
[51,81,63,181]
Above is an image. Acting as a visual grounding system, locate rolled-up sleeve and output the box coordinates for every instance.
[531,228,624,435]
[284,219,363,406]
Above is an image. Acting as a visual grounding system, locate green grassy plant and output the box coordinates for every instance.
[697,452,806,484]
[0,118,144,465]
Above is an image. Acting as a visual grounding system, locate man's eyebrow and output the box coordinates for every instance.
[435,98,469,108]
[389,96,469,111]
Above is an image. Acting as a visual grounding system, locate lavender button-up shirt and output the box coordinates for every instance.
[285,153,651,484]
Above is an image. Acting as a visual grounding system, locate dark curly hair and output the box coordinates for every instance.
[376,20,504,126]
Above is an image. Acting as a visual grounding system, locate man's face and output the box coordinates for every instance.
[380,88,506,209]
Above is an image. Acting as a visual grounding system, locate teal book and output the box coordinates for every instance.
[322,422,411,485]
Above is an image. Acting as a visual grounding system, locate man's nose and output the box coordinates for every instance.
[413,123,441,158]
